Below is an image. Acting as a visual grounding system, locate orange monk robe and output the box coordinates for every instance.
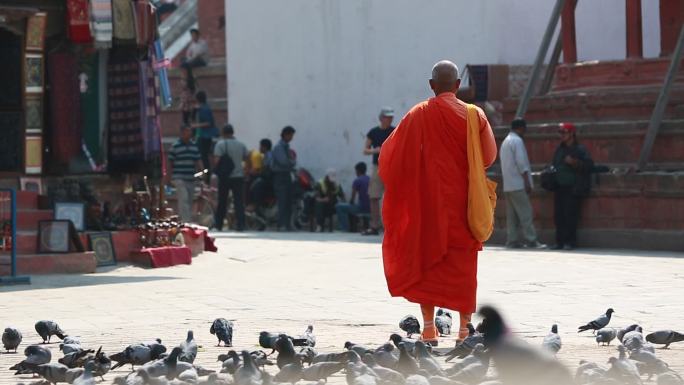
[379,92,497,313]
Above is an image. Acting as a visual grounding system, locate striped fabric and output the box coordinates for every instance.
[168,139,200,181]
[89,0,112,48]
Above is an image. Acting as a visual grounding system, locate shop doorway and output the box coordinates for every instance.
[0,27,23,172]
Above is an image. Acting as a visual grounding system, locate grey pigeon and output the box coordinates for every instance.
[302,361,345,381]
[73,360,96,385]
[478,305,574,385]
[405,374,430,385]
[178,367,200,384]
[62,336,81,345]
[658,371,684,385]
[110,340,167,370]
[449,359,489,384]
[300,325,316,347]
[10,344,52,374]
[444,324,483,362]
[234,350,263,385]
[259,331,281,353]
[274,358,303,383]
[345,341,373,356]
[575,360,608,384]
[607,346,642,385]
[372,343,399,369]
[210,318,234,347]
[435,309,453,336]
[250,350,274,367]
[445,344,488,376]
[90,346,112,380]
[428,376,466,385]
[578,308,614,334]
[361,353,405,384]
[541,324,562,354]
[647,330,684,349]
[346,361,379,385]
[2,327,22,352]
[138,346,183,380]
[275,334,299,369]
[399,315,421,338]
[396,343,419,376]
[35,320,67,343]
[219,350,240,374]
[59,348,95,368]
[618,324,640,343]
[631,348,669,379]
[299,346,317,366]
[596,328,617,346]
[390,334,418,356]
[311,351,352,365]
[22,362,69,384]
[414,341,444,376]
[60,343,83,355]
[179,330,198,363]
[65,367,85,383]
[623,327,646,352]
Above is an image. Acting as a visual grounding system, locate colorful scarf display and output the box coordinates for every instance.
[90,0,113,48]
[112,0,136,43]
[67,0,93,43]
[139,58,161,159]
[108,57,144,172]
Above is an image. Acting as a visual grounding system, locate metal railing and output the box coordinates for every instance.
[0,189,30,285]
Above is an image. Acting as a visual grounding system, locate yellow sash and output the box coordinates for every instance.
[466,104,497,242]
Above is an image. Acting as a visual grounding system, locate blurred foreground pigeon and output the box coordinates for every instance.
[35,320,66,343]
[210,318,234,347]
[179,330,198,363]
[218,350,240,374]
[542,324,562,354]
[372,343,398,369]
[658,371,684,385]
[302,361,345,381]
[110,340,167,370]
[274,358,303,383]
[2,327,22,352]
[445,344,488,376]
[478,305,574,385]
[575,360,608,384]
[596,328,617,346]
[435,309,453,336]
[10,345,52,374]
[73,360,96,385]
[578,309,614,334]
[646,330,684,349]
[445,323,483,361]
[607,345,642,385]
[396,343,419,376]
[234,350,263,385]
[399,315,421,338]
[361,353,405,384]
[275,334,300,369]
[414,341,444,376]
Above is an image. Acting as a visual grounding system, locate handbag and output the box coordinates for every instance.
[214,141,235,178]
[540,166,559,192]
[466,104,497,242]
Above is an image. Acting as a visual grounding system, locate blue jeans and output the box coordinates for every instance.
[335,203,362,232]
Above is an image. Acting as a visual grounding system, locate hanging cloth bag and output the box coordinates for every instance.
[466,104,497,242]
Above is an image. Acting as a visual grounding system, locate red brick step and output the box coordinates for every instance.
[0,252,96,275]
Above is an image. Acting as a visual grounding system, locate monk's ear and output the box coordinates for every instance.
[454,79,462,91]
[429,79,436,92]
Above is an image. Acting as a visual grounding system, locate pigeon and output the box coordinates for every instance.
[405,374,430,385]
[449,358,489,384]
[445,344,488,376]
[541,324,562,354]
[361,353,405,384]
[179,330,198,363]
[630,348,670,379]
[21,362,69,384]
[62,336,81,345]
[346,361,379,385]
[477,305,574,385]
[301,361,345,381]
[312,351,354,365]
[428,376,466,385]
[344,342,373,356]
[658,371,684,385]
[435,309,453,336]
[274,358,304,383]
[618,324,640,343]
[578,309,614,334]
[299,347,317,366]
[90,346,112,380]
[10,345,52,374]
[399,315,421,338]
[110,340,167,370]
[178,367,200,384]
[390,334,418,356]
[234,350,263,385]
[607,346,642,385]
[444,324,484,362]
[59,348,95,368]
[35,320,67,343]
[66,367,85,383]
[210,318,234,347]
[219,350,240,374]
[575,360,608,384]
[73,360,96,385]
[372,343,398,369]
[275,334,300,369]
[137,346,183,380]
[2,327,22,352]
[396,343,419,376]
[300,325,316,347]
[259,331,281,353]
[646,330,684,349]
[60,343,83,355]
[596,328,617,346]
[414,341,444,376]
[250,350,274,367]
[623,327,646,352]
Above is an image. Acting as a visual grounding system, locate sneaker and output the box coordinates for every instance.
[525,241,548,249]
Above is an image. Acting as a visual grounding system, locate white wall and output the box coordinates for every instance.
[226,0,661,187]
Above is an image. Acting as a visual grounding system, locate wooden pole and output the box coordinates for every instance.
[561,0,577,63]
[626,0,644,59]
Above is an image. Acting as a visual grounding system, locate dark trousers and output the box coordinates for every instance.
[215,177,245,231]
[181,57,207,90]
[315,201,335,230]
[197,137,212,181]
[273,172,293,229]
[554,186,582,247]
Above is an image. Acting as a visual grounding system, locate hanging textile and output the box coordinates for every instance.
[112,0,136,44]
[139,58,161,159]
[153,40,172,108]
[48,51,82,165]
[134,0,157,47]
[108,57,144,172]
[79,51,101,160]
[67,0,93,43]
[89,0,113,49]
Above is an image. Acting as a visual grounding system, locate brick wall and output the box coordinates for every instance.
[198,0,226,58]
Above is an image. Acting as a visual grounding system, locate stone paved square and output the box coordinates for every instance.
[1,232,683,384]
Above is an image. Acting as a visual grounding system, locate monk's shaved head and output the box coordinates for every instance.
[429,60,461,96]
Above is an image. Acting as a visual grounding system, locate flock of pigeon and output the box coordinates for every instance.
[2,306,683,385]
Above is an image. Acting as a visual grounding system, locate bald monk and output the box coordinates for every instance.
[379,60,497,344]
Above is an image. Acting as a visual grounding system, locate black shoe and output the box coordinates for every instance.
[563,244,575,251]
[550,244,564,250]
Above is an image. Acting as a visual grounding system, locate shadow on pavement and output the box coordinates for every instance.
[209,231,383,244]
[0,275,180,293]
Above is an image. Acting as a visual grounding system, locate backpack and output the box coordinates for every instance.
[214,140,235,178]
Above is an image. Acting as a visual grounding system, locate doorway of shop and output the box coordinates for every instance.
[0,27,23,172]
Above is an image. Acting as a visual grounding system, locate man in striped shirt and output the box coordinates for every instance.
[168,125,201,222]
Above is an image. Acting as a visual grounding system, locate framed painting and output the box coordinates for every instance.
[19,177,43,195]
[25,94,43,134]
[25,54,43,93]
[87,232,116,266]
[25,135,42,174]
[54,202,85,231]
[37,220,71,253]
[25,12,47,51]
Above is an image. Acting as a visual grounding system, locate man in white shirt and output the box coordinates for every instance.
[499,118,546,249]
[181,28,209,89]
